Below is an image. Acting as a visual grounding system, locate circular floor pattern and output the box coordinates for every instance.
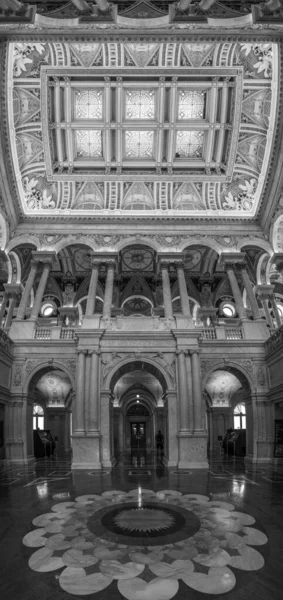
[88,502,200,545]
[23,489,268,599]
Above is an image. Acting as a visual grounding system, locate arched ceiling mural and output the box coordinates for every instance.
[4,39,278,220]
[205,369,242,407]
[36,369,72,407]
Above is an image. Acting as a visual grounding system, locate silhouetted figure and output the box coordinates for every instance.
[156,430,164,456]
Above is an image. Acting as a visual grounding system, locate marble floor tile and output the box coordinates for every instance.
[1,456,281,600]
[118,577,179,600]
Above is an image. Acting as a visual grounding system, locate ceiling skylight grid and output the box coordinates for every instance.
[125,90,155,120]
[75,90,103,120]
[42,69,237,179]
[178,91,205,120]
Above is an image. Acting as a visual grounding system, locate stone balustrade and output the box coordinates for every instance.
[0,327,13,355]
[265,324,283,357]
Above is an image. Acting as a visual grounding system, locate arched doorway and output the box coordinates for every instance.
[108,359,171,467]
[27,366,73,459]
[205,367,251,459]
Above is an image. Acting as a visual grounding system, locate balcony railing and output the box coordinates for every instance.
[60,328,75,340]
[34,328,52,340]
[199,328,217,340]
[225,327,244,340]
[265,324,283,356]
[0,328,13,355]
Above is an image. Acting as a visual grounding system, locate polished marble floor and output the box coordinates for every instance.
[1,453,283,600]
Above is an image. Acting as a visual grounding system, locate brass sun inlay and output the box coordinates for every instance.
[113,508,175,532]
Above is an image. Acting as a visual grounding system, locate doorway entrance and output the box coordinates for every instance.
[131,422,146,451]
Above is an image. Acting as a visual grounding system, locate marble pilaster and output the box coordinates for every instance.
[160,262,173,319]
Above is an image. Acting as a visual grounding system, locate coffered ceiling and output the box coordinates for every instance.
[5,39,279,220]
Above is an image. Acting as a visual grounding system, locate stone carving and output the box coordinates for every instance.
[222,179,257,211]
[13,366,22,386]
[151,353,176,383]
[25,360,36,374]
[66,360,76,375]
[239,359,253,375]
[0,329,13,355]
[256,366,266,387]
[101,352,132,382]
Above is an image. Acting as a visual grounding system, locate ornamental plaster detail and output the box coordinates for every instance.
[5,40,279,220]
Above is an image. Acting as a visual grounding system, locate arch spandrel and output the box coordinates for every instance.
[104,357,174,394]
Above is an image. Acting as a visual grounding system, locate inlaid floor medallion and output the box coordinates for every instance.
[23,489,268,599]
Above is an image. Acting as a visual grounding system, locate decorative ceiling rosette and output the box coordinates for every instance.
[23,488,268,599]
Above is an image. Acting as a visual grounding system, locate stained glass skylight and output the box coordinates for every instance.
[178,91,205,120]
[176,131,204,158]
[125,90,155,120]
[76,130,102,157]
[75,90,103,119]
[125,131,154,158]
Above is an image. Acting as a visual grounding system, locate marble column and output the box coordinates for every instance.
[178,0,193,11]
[5,293,17,329]
[160,262,173,319]
[185,352,194,432]
[88,351,100,432]
[166,392,178,467]
[270,295,282,328]
[240,264,261,320]
[177,350,190,431]
[0,291,9,324]
[73,350,86,433]
[3,284,23,329]
[225,263,247,319]
[86,261,100,316]
[64,410,71,452]
[118,409,124,456]
[94,0,110,12]
[102,261,115,319]
[29,261,53,321]
[84,352,91,428]
[191,350,203,432]
[100,390,112,467]
[17,260,38,320]
[176,262,191,317]
[255,285,274,329]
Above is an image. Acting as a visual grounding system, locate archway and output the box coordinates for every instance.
[108,359,170,467]
[27,365,73,459]
[204,366,252,460]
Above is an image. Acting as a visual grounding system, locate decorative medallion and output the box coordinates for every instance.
[23,488,268,599]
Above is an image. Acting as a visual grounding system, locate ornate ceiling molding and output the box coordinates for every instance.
[3,38,279,223]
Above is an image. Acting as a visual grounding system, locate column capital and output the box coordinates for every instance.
[189,349,200,356]
[90,259,101,270]
[272,253,283,273]
[158,252,184,269]
[4,283,23,296]
[76,349,88,356]
[219,252,246,270]
[31,251,57,268]
[255,284,275,300]
[176,349,187,356]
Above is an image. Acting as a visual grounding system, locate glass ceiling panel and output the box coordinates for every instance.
[75,90,103,119]
[125,90,155,120]
[125,131,154,158]
[178,91,205,120]
[176,131,204,158]
[76,130,102,157]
